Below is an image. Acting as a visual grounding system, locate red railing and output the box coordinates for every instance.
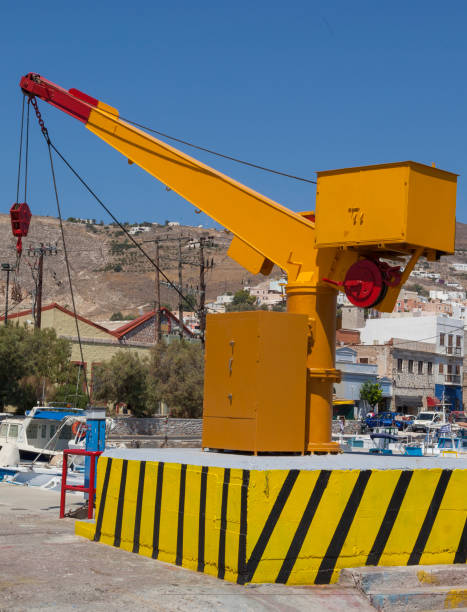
[60,449,103,519]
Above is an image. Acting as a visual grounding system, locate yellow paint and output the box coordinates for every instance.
[337,469,402,569]
[138,461,159,558]
[157,463,181,565]
[417,569,440,584]
[119,460,139,552]
[290,470,360,584]
[75,521,96,539]
[182,465,202,571]
[379,469,442,566]
[76,459,467,585]
[420,469,467,565]
[203,466,224,577]
[99,458,123,547]
[253,470,321,583]
[444,589,467,609]
[224,468,243,582]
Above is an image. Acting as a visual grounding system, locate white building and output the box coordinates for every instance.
[359,315,464,410]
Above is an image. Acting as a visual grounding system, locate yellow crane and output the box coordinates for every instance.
[20,73,457,454]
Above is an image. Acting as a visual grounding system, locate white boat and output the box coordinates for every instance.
[0,405,85,462]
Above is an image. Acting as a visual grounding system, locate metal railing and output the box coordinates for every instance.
[445,374,461,384]
[445,346,462,356]
[60,449,102,519]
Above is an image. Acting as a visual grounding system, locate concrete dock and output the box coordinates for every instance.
[0,483,374,611]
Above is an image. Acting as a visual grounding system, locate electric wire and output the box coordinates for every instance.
[119,115,318,185]
[45,138,90,402]
[48,141,197,310]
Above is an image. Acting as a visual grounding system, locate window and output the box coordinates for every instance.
[448,334,453,347]
[439,363,444,374]
[428,362,433,375]
[8,424,19,439]
[447,364,453,375]
[440,333,445,346]
[457,335,462,348]
[456,364,461,375]
[408,360,414,373]
[41,424,47,438]
[418,361,423,374]
[27,424,38,440]
[397,359,403,372]
[0,423,7,438]
[359,358,368,364]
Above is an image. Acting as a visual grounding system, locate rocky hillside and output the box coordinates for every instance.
[0,215,272,319]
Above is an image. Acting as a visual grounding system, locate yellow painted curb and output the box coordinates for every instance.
[76,457,467,585]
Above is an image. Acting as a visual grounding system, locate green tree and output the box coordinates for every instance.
[92,352,149,417]
[360,381,383,409]
[146,340,204,417]
[0,325,73,412]
[110,312,124,321]
[225,289,258,312]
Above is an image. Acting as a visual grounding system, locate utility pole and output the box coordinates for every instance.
[36,248,44,329]
[28,244,58,329]
[178,237,184,339]
[154,239,162,343]
[1,263,15,326]
[199,237,206,345]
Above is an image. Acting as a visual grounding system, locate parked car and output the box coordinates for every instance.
[411,411,443,433]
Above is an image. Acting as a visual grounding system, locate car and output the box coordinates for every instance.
[412,411,443,433]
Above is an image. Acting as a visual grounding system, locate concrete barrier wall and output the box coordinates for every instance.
[76,458,467,585]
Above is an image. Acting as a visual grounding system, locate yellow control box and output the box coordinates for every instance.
[315,161,457,255]
[202,310,308,453]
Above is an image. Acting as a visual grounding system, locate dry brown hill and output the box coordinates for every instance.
[0,214,274,319]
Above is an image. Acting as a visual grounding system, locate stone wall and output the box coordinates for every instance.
[109,416,203,443]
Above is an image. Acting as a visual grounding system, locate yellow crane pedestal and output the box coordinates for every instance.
[19,74,459,455]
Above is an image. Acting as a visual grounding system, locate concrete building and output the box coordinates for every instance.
[357,314,464,411]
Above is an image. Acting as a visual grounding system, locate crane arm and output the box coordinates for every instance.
[20,73,318,281]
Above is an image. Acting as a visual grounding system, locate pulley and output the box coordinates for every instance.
[10,202,32,255]
[323,258,402,308]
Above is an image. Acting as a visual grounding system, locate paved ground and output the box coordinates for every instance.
[0,484,374,611]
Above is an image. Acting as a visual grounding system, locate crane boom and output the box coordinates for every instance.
[20,73,316,281]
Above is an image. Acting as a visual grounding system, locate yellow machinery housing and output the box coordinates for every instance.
[19,74,458,454]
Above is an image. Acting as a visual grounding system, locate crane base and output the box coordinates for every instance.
[75,449,466,586]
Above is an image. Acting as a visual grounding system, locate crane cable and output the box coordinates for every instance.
[29,97,90,401]
[119,115,318,185]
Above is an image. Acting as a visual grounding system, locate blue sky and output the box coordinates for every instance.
[1,1,467,227]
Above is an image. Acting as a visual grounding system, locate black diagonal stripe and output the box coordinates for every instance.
[132,461,146,554]
[315,470,372,585]
[454,516,467,564]
[217,467,231,579]
[94,457,112,542]
[243,469,299,583]
[152,461,164,559]
[197,466,209,573]
[236,470,250,585]
[276,470,331,584]
[113,459,128,548]
[175,464,187,566]
[408,469,453,566]
[366,470,413,566]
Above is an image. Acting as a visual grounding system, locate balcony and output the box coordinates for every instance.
[445,374,461,384]
[444,346,462,356]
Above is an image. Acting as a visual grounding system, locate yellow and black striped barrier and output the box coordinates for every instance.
[76,457,467,584]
